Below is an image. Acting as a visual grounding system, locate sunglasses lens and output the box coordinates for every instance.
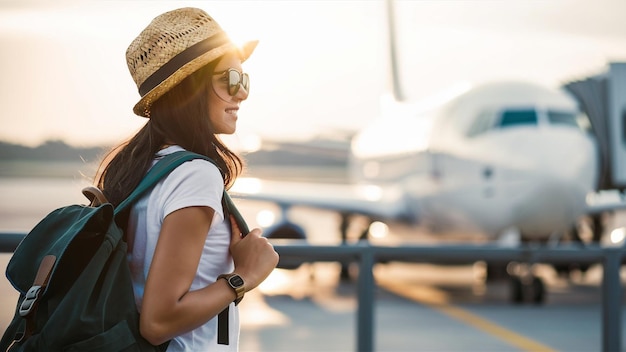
[228,70,240,96]
[242,73,249,93]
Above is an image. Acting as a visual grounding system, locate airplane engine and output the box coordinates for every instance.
[263,221,307,269]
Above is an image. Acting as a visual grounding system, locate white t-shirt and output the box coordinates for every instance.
[126,146,239,351]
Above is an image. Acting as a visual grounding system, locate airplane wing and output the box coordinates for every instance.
[229,177,413,221]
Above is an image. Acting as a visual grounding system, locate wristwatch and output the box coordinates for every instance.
[218,273,245,305]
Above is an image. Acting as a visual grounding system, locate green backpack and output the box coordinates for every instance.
[1,151,247,351]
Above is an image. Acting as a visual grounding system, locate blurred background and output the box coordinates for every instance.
[1,0,625,148]
[2,1,626,350]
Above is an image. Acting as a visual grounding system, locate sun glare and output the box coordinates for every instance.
[368,221,389,239]
[1,1,626,147]
[610,227,626,245]
[256,210,276,228]
[231,177,262,194]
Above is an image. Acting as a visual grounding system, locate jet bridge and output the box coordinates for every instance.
[564,62,626,191]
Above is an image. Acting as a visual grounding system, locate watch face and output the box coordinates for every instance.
[229,275,244,288]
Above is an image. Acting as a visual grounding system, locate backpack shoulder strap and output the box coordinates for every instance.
[114,150,249,233]
[115,151,208,215]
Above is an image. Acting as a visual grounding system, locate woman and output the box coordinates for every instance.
[95,7,279,351]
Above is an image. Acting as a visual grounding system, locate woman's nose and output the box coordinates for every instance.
[235,84,249,101]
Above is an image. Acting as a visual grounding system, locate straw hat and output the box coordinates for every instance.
[126,7,258,117]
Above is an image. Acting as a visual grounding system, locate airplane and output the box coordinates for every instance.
[232,80,600,299]
[229,0,608,304]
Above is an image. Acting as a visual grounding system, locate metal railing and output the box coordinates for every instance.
[1,233,624,352]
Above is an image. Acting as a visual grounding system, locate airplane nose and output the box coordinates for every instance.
[513,127,598,237]
[539,128,597,190]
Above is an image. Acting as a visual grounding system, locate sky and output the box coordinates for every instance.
[0,0,625,148]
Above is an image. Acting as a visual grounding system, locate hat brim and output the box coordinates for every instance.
[133,40,258,117]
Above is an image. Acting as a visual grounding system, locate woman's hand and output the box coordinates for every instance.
[229,215,279,291]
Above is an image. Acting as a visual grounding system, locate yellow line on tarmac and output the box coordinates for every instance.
[378,279,557,352]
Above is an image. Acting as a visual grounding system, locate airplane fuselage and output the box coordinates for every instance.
[350,81,598,241]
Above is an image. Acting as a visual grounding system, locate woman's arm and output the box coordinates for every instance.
[139,206,234,345]
[138,204,279,346]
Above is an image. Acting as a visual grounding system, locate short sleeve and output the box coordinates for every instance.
[157,159,225,226]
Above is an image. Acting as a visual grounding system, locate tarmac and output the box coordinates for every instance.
[236,261,621,352]
[231,201,626,352]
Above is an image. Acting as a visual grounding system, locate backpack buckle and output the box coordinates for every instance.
[19,285,42,317]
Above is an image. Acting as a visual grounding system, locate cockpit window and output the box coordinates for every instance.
[466,108,541,138]
[547,111,579,127]
[466,108,590,138]
[466,110,497,137]
[497,109,538,127]
[548,110,591,132]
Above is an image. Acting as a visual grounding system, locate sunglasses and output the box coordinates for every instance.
[213,68,250,96]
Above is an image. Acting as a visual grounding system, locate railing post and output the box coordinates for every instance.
[602,248,622,352]
[357,243,375,352]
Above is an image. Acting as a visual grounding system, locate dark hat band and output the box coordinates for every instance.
[138,32,229,96]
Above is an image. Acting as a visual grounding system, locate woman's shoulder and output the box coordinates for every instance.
[151,147,225,218]
[156,146,224,187]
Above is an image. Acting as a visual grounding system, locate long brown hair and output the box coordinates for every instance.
[95,58,244,207]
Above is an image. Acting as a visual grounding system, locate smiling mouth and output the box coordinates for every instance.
[225,108,238,115]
